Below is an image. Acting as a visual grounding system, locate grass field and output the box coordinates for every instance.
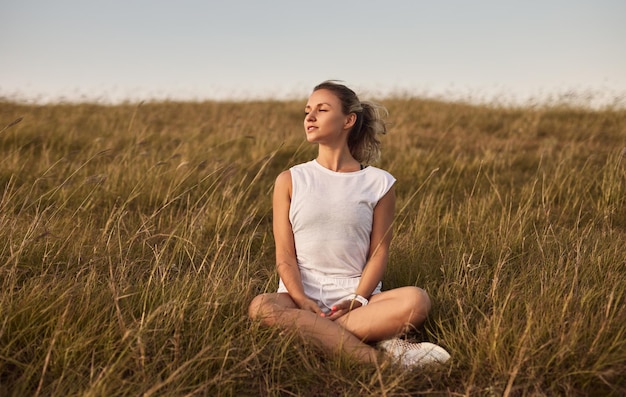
[1,96,625,396]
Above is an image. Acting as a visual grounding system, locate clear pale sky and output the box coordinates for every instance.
[1,0,625,105]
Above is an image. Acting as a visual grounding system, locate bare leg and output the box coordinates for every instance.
[248,293,381,364]
[336,287,431,342]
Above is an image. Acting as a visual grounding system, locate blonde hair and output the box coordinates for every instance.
[313,80,388,164]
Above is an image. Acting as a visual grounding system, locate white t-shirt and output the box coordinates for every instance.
[289,160,396,278]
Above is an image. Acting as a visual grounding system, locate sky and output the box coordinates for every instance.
[1,0,625,106]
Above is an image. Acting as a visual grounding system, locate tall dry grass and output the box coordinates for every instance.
[0,97,624,396]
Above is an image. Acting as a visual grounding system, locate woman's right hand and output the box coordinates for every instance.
[294,296,325,316]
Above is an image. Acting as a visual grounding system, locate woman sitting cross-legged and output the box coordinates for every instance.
[248,80,450,368]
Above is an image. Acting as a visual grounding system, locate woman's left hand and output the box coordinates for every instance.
[326,299,363,321]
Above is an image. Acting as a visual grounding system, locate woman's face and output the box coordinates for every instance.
[303,89,352,145]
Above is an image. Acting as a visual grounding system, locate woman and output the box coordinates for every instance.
[248,81,450,368]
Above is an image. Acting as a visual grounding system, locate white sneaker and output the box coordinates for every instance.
[378,338,451,368]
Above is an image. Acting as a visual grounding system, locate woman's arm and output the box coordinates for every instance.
[356,185,396,299]
[327,185,395,320]
[273,170,323,314]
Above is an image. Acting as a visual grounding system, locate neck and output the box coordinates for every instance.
[316,147,360,172]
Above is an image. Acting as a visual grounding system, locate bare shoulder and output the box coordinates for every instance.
[274,170,291,198]
[275,170,292,184]
[274,170,292,192]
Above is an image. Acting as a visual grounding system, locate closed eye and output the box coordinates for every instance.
[304,107,329,115]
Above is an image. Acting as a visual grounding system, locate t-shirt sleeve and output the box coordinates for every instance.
[376,170,396,202]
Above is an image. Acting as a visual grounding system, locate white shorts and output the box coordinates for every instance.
[277,267,382,315]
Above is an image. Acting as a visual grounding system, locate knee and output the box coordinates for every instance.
[418,287,432,314]
[405,286,431,321]
[248,294,267,321]
[248,293,280,326]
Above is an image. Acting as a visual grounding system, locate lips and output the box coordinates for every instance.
[306,125,317,132]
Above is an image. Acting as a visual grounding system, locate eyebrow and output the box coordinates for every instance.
[304,102,333,109]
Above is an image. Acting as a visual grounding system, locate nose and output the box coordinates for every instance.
[305,110,316,121]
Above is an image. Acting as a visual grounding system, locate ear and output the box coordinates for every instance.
[343,113,357,130]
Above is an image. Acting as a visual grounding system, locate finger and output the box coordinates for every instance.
[308,302,323,315]
[328,309,347,321]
